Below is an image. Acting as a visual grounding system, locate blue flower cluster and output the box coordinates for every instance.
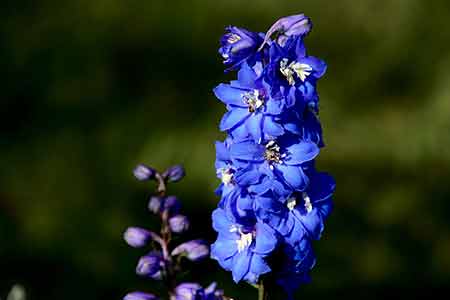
[211,14,335,296]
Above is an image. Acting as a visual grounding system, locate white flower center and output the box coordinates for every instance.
[228,34,241,44]
[280,58,312,85]
[264,140,283,166]
[220,168,233,185]
[287,197,297,211]
[302,192,313,213]
[242,90,264,113]
[230,225,254,253]
[236,232,253,252]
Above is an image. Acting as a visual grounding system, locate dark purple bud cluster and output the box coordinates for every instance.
[123,164,227,300]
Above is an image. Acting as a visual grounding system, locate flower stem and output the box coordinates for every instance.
[258,280,268,300]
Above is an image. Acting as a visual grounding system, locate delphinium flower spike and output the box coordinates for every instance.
[212,14,335,299]
[124,164,227,300]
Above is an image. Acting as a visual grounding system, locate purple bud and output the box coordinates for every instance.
[162,165,185,182]
[136,252,164,279]
[171,240,209,262]
[260,14,312,49]
[163,196,181,214]
[124,227,152,248]
[173,283,203,300]
[148,196,162,214]
[205,282,224,299]
[133,164,156,181]
[169,215,190,233]
[124,291,158,300]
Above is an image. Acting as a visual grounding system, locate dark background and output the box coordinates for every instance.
[1,0,450,299]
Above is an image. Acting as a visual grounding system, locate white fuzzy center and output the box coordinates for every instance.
[287,197,297,211]
[280,58,312,85]
[243,90,264,113]
[303,192,313,213]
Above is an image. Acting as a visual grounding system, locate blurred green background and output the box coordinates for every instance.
[1,0,450,299]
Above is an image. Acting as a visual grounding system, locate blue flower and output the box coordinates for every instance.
[210,208,277,283]
[229,136,319,193]
[212,13,334,294]
[219,26,263,70]
[266,36,326,103]
[254,170,335,242]
[282,109,323,147]
[214,63,286,143]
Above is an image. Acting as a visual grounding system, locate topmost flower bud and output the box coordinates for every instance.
[133,164,156,181]
[219,26,263,70]
[260,14,312,49]
[124,291,158,300]
[162,165,185,183]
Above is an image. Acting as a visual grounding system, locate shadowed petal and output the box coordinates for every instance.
[276,164,308,190]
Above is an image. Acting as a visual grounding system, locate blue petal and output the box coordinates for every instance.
[299,56,327,79]
[214,84,248,107]
[215,255,233,271]
[308,172,336,202]
[211,237,238,261]
[215,141,230,162]
[230,141,265,162]
[285,142,319,165]
[248,177,271,195]
[265,98,284,115]
[237,62,258,87]
[295,209,323,240]
[230,122,250,141]
[276,164,308,190]
[220,108,250,131]
[254,223,277,255]
[232,250,251,283]
[285,220,307,246]
[246,113,263,143]
[235,167,261,185]
[212,209,233,233]
[246,255,271,282]
[263,117,284,138]
[319,201,333,219]
[237,195,253,212]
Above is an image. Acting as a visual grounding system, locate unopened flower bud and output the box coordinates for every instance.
[162,165,185,182]
[133,164,156,181]
[171,240,209,262]
[163,196,181,214]
[124,291,158,300]
[169,215,190,233]
[172,283,203,300]
[148,196,162,214]
[136,252,163,279]
[261,14,312,49]
[124,227,152,248]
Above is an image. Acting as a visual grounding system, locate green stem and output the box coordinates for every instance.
[258,280,267,300]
